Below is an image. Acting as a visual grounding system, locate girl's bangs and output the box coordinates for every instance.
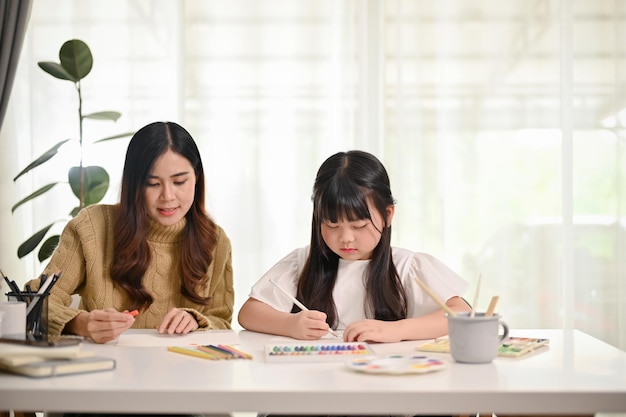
[317,184,371,223]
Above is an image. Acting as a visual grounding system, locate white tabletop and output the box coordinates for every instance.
[1,328,625,415]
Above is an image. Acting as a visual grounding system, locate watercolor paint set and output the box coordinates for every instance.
[416,336,550,358]
[264,341,375,362]
[497,337,550,357]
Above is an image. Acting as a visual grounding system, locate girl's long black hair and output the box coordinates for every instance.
[295,150,408,328]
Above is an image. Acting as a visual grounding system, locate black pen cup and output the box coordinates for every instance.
[6,292,49,341]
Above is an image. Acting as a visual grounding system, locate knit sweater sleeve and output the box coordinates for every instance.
[184,226,234,329]
[24,205,110,338]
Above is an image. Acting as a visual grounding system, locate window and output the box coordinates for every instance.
[2,0,624,348]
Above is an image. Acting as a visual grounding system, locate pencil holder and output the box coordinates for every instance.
[6,291,49,341]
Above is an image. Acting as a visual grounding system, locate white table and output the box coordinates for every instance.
[1,329,625,415]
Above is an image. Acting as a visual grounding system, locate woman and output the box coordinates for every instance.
[28,121,233,344]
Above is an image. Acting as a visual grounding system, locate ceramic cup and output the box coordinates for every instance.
[0,300,27,338]
[6,292,49,340]
[447,311,509,363]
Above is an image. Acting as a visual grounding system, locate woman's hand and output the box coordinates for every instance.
[65,308,135,344]
[157,307,198,335]
[343,319,403,343]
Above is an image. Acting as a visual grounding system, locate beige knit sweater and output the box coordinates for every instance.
[27,204,234,338]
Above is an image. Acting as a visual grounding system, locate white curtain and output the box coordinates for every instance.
[0,0,624,349]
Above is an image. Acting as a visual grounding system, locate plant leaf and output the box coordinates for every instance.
[11,183,59,213]
[38,235,60,262]
[13,139,72,181]
[60,39,93,81]
[69,206,80,217]
[84,181,110,206]
[94,131,135,143]
[83,111,121,121]
[17,223,55,259]
[68,166,110,205]
[37,62,75,81]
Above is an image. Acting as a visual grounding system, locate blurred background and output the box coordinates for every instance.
[0,0,624,350]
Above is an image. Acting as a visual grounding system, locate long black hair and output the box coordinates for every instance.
[296,150,408,328]
[111,121,218,310]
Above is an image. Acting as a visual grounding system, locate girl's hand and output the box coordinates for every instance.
[157,307,198,335]
[288,310,332,340]
[343,319,402,343]
[66,308,135,344]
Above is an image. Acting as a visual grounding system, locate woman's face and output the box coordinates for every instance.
[144,149,197,226]
[320,200,395,261]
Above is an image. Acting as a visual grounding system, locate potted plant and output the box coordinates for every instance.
[11,39,134,262]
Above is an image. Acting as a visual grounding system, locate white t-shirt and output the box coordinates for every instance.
[248,246,469,330]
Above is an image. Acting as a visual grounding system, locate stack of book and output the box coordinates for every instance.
[0,337,116,378]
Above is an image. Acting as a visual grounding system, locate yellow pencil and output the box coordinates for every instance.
[167,346,220,360]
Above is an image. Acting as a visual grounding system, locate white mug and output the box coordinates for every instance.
[0,301,27,337]
[447,312,509,363]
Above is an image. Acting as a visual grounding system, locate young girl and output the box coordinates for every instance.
[238,150,470,343]
[26,121,234,344]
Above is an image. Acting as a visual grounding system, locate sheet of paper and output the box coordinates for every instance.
[269,330,344,342]
[116,329,239,347]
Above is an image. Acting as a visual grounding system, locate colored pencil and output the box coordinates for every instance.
[218,344,253,359]
[167,346,220,360]
[197,345,235,359]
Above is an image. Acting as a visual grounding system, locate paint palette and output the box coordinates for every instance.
[264,341,375,363]
[346,354,447,375]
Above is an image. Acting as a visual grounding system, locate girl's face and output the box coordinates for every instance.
[320,201,395,261]
[144,149,197,226]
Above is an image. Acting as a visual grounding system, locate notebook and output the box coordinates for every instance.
[0,355,116,378]
[0,335,111,377]
[0,336,87,361]
[416,336,550,358]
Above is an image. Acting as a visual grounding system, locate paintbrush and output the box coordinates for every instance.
[485,295,500,316]
[470,273,482,317]
[414,276,457,317]
[269,279,340,338]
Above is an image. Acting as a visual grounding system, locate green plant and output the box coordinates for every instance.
[11,39,134,262]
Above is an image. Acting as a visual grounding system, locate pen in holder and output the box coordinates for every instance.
[6,291,49,341]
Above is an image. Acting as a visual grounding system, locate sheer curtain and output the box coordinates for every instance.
[0,0,623,349]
